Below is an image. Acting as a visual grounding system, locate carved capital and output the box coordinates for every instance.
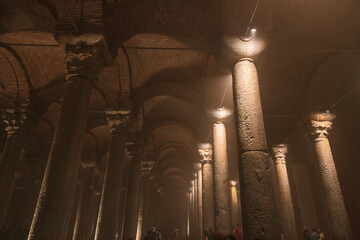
[309,120,333,139]
[125,143,136,163]
[140,161,155,176]
[64,35,110,83]
[198,143,212,165]
[1,108,35,136]
[105,110,131,134]
[272,144,288,165]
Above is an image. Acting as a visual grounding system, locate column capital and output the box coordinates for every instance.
[105,110,131,134]
[308,111,336,139]
[125,143,136,163]
[1,108,36,136]
[60,34,111,83]
[140,161,155,176]
[309,120,333,139]
[198,145,213,165]
[272,144,288,165]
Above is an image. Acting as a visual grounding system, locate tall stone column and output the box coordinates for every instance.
[212,122,232,233]
[123,148,142,240]
[189,183,195,240]
[67,183,82,240]
[199,146,215,231]
[229,181,239,228]
[72,168,94,240]
[272,144,297,240]
[195,163,203,239]
[94,110,130,240]
[28,35,109,240]
[11,154,45,232]
[194,176,199,238]
[117,146,134,239]
[186,191,190,238]
[136,162,154,240]
[0,108,31,227]
[308,113,352,240]
[233,58,279,240]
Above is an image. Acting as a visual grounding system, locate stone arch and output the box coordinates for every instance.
[0,44,31,107]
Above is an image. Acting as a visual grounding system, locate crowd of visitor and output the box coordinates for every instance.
[303,227,325,240]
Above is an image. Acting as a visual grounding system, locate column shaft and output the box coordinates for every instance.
[310,119,352,240]
[72,168,93,240]
[194,177,199,238]
[197,169,203,239]
[123,157,141,239]
[273,145,297,240]
[230,184,239,228]
[189,187,195,240]
[117,159,131,239]
[233,59,279,240]
[67,184,82,240]
[0,130,25,227]
[28,40,107,240]
[213,122,232,233]
[95,112,129,240]
[202,162,215,230]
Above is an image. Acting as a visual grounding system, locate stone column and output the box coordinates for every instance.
[72,168,93,240]
[28,35,109,240]
[212,122,232,233]
[189,183,195,240]
[117,146,134,239]
[123,148,142,240]
[199,146,215,231]
[233,58,279,240]
[272,144,297,240]
[195,164,204,240]
[308,113,352,240]
[0,108,31,227]
[186,191,190,238]
[11,154,45,232]
[67,184,82,240]
[94,110,130,240]
[136,161,154,240]
[194,176,199,238]
[229,181,239,229]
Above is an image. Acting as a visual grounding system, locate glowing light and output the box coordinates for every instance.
[251,28,257,33]
[230,180,237,186]
[197,142,212,149]
[322,110,330,116]
[212,106,232,120]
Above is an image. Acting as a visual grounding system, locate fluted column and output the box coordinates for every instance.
[212,122,232,233]
[308,113,352,240]
[0,108,32,227]
[233,58,279,239]
[94,110,130,240]
[199,146,215,231]
[28,35,109,240]
[272,144,297,240]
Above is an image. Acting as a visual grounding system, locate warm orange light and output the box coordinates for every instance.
[212,106,232,120]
